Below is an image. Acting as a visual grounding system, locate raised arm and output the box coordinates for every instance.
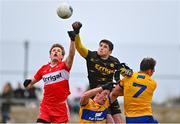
[65,31,76,69]
[72,21,88,58]
[80,87,103,106]
[110,82,123,103]
[80,83,116,106]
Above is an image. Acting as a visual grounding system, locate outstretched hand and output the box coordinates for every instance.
[72,21,82,34]
[125,69,133,76]
[120,63,133,77]
[67,31,76,41]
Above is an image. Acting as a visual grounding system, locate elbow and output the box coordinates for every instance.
[111,92,118,100]
[111,93,115,98]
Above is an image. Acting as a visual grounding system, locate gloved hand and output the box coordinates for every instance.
[68,31,76,41]
[101,82,116,91]
[125,69,133,76]
[120,68,133,77]
[120,63,133,77]
[120,63,130,69]
[72,21,82,34]
[23,79,31,88]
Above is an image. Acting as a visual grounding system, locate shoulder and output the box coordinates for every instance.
[42,63,49,67]
[133,72,139,77]
[108,56,120,63]
[86,51,98,58]
[81,98,93,107]
[59,61,71,71]
[147,77,157,91]
[142,74,157,88]
[149,78,157,86]
[88,51,97,56]
[38,63,49,70]
[122,72,136,82]
[34,63,49,79]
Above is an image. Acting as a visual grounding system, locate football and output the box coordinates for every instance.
[57,2,73,19]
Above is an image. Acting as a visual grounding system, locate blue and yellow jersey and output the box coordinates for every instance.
[120,72,157,117]
[79,98,110,123]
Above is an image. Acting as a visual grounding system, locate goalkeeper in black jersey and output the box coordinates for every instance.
[68,21,133,123]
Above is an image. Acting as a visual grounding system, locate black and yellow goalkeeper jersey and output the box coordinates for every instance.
[75,34,123,89]
[86,51,120,89]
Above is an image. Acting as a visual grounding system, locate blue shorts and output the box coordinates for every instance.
[126,115,158,123]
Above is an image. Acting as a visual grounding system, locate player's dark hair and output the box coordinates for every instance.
[99,39,114,51]
[49,43,65,56]
[140,57,156,71]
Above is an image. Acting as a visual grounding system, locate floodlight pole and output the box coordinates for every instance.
[24,40,29,79]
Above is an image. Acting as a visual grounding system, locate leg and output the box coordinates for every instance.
[37,103,50,123]
[112,113,123,123]
[51,101,70,123]
[108,99,123,123]
[106,114,114,123]
[2,111,10,123]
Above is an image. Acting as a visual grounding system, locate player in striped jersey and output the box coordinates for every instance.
[23,31,76,123]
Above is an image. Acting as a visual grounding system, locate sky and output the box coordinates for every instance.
[0,0,180,103]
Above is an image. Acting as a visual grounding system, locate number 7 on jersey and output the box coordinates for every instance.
[132,82,147,98]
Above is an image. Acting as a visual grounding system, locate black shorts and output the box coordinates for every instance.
[108,99,121,115]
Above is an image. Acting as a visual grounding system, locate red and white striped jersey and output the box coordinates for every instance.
[34,61,71,105]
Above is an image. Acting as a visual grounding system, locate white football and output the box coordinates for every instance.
[57,2,73,19]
